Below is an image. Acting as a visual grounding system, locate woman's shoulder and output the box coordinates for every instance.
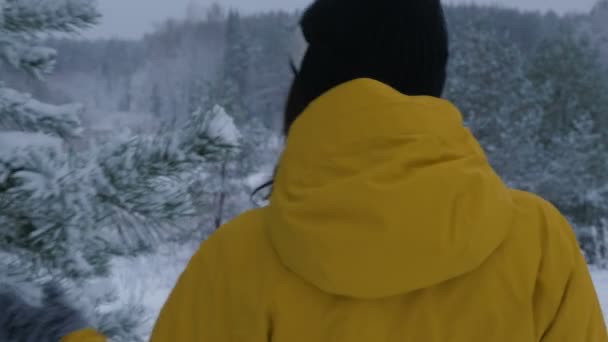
[211,208,273,252]
[191,207,284,282]
[510,190,576,234]
[509,189,581,264]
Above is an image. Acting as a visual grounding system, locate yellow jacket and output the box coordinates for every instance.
[69,79,607,342]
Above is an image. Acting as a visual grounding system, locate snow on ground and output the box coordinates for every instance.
[99,241,199,339]
[109,243,195,316]
[592,269,608,317]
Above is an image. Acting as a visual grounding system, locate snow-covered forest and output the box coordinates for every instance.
[1,0,608,340]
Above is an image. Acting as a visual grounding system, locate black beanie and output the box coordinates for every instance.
[283,0,449,134]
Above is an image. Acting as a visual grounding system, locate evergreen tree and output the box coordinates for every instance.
[1,0,99,277]
[525,26,608,234]
[590,0,608,63]
[0,0,238,290]
[445,22,546,189]
[243,12,296,130]
[224,11,248,99]
[528,26,608,139]
[540,113,608,262]
[0,0,99,137]
[219,11,249,121]
[447,20,608,260]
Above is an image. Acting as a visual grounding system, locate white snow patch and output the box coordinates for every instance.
[288,26,308,72]
[100,241,199,339]
[0,131,63,154]
[206,105,241,146]
[245,169,272,190]
[592,269,608,318]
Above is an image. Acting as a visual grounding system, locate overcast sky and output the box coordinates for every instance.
[85,0,598,39]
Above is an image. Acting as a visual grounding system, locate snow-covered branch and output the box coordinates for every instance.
[0,34,57,77]
[1,0,100,34]
[0,106,240,281]
[0,86,83,137]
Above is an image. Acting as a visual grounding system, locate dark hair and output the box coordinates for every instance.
[253,0,449,200]
[283,0,449,136]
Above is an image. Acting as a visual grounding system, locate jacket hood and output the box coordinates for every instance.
[266,78,514,299]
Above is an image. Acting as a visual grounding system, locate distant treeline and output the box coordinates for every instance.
[2,3,604,128]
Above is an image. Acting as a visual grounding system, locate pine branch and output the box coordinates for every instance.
[0,107,239,281]
[0,87,84,138]
[0,35,58,78]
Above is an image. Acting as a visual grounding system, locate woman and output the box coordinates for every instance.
[66,0,607,341]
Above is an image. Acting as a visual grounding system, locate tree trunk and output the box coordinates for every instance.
[214,161,228,230]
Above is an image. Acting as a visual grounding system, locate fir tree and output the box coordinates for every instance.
[218,11,249,122]
[0,0,238,287]
[1,0,99,278]
[224,11,249,99]
[445,22,546,189]
[528,26,608,139]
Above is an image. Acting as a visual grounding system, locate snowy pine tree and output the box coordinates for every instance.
[590,0,608,64]
[527,27,608,230]
[0,0,99,279]
[445,22,546,189]
[224,11,249,103]
[0,0,240,298]
[540,113,608,263]
[0,0,99,136]
[528,26,608,139]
